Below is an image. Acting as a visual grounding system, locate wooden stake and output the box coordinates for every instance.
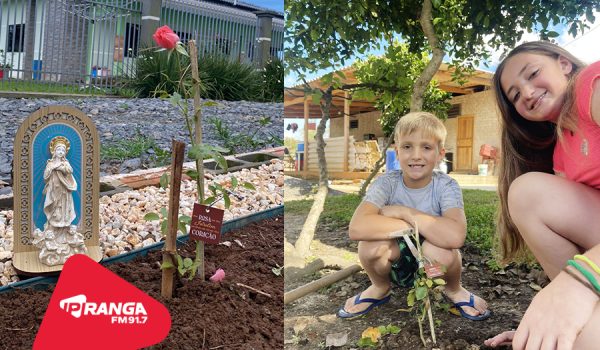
[161,140,186,299]
[284,264,363,304]
[188,39,205,281]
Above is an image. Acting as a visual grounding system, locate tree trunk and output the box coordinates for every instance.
[358,135,394,197]
[293,87,333,257]
[410,0,445,112]
[294,184,328,257]
[315,87,333,186]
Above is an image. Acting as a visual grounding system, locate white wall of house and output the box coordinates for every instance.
[330,111,385,140]
[445,89,502,171]
[324,89,502,173]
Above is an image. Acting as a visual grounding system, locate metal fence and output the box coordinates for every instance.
[0,0,283,94]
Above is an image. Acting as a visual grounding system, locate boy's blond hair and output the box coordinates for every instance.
[394,112,446,150]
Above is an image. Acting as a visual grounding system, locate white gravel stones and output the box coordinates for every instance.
[0,159,283,286]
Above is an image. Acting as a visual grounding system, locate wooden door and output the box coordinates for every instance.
[456,116,474,171]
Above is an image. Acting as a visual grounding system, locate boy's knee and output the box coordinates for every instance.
[423,243,457,267]
[358,241,394,261]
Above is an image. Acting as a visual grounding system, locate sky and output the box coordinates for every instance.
[242,0,283,13]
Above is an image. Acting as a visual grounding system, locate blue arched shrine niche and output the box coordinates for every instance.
[32,124,82,231]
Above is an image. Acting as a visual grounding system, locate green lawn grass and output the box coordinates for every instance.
[285,189,499,254]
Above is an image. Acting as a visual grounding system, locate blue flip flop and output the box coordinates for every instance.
[449,293,492,321]
[337,292,392,319]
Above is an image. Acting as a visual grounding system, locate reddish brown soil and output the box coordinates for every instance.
[0,216,283,349]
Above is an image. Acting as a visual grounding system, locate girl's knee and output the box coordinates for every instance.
[508,172,549,217]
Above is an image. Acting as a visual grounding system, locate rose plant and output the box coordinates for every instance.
[144,25,255,281]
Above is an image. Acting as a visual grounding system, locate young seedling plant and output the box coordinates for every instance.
[145,170,255,280]
[403,223,447,347]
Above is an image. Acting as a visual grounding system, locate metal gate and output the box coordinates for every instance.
[0,0,283,95]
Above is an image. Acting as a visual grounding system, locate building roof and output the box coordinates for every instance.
[284,64,493,119]
[204,0,284,18]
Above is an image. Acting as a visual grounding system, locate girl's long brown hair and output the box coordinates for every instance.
[493,41,586,261]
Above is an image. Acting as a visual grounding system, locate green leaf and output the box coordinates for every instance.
[160,207,168,218]
[185,169,199,179]
[144,212,160,221]
[311,90,323,105]
[159,173,169,189]
[168,92,182,107]
[231,176,238,188]
[175,43,189,57]
[213,153,228,170]
[433,278,446,285]
[203,196,216,205]
[385,325,400,335]
[407,290,416,307]
[546,31,559,38]
[160,260,175,269]
[202,101,219,107]
[176,254,183,267]
[425,279,433,288]
[335,70,346,79]
[357,337,377,348]
[223,192,231,209]
[179,215,192,224]
[415,286,427,300]
[183,257,193,268]
[188,145,202,160]
[160,219,168,236]
[178,221,188,235]
[242,182,256,190]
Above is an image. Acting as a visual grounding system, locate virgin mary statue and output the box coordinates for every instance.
[32,136,87,265]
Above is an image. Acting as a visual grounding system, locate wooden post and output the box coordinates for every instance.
[303,98,309,178]
[161,140,186,299]
[343,91,350,172]
[188,39,205,281]
[284,264,363,304]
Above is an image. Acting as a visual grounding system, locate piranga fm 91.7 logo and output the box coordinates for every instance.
[59,294,148,324]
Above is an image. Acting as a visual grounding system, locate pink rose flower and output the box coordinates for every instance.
[209,268,225,283]
[152,25,180,50]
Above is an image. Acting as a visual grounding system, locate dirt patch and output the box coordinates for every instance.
[284,212,546,349]
[0,216,283,349]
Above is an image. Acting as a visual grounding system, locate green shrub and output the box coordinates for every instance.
[259,58,283,102]
[200,54,261,101]
[128,47,210,98]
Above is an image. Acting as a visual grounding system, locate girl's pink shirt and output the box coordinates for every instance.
[553,61,600,189]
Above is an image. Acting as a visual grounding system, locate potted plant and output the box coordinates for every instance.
[0,50,11,80]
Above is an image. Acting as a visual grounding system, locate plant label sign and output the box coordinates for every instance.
[424,262,444,278]
[190,203,224,244]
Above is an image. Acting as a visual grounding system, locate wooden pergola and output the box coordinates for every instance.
[285,64,493,179]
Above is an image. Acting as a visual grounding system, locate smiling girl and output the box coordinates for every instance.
[487,41,600,349]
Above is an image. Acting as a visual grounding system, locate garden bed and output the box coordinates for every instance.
[284,188,546,349]
[0,159,284,286]
[0,216,283,349]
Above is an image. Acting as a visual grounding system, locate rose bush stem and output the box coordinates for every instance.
[189,39,206,281]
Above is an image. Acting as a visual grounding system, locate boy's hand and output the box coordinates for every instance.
[380,205,416,227]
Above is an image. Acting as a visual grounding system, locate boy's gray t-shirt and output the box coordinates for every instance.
[363,170,463,216]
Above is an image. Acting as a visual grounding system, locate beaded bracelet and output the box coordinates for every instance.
[567,260,600,293]
[574,254,600,275]
[563,265,600,297]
